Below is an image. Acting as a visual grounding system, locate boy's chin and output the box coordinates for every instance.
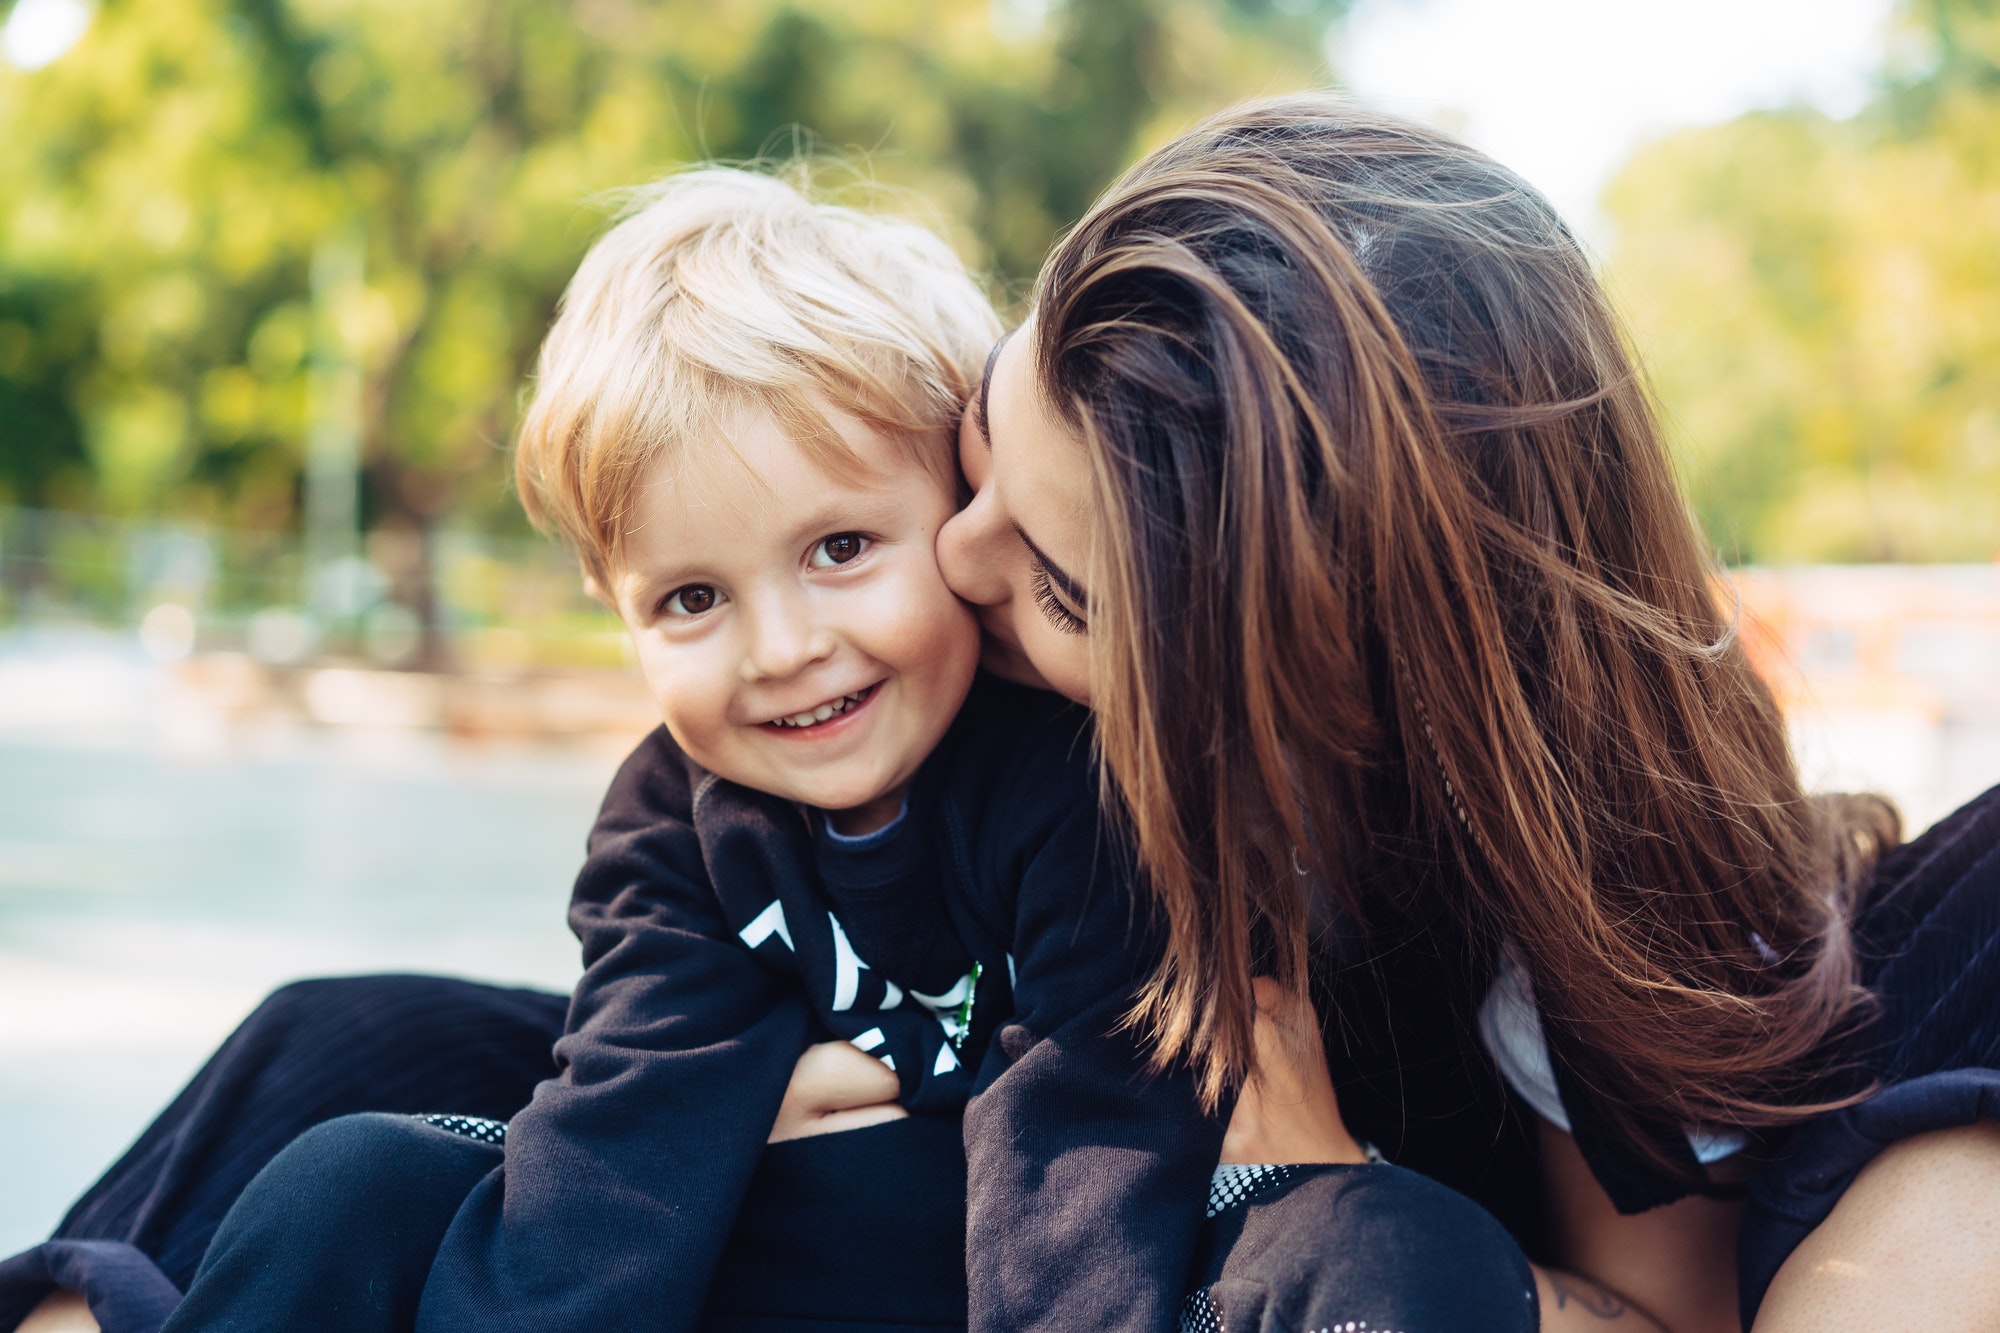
[754,767,893,816]
[804,785,900,818]
[787,773,910,832]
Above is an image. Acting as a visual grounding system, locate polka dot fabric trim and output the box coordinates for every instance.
[1206,1163,1299,1217]
[1177,1295,1400,1333]
[1190,1154,1403,1333]
[1206,1147,1388,1217]
[1177,1289,1223,1333]
[417,1113,508,1145]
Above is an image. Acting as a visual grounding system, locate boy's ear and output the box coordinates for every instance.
[582,573,609,605]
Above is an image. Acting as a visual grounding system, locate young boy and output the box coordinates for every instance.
[156,169,1220,1333]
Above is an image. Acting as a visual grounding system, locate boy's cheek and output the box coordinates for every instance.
[900,595,982,732]
[625,632,674,706]
[628,638,726,751]
[862,565,980,671]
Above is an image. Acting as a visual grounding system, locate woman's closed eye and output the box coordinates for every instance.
[1029,561,1086,635]
[659,584,724,618]
[809,532,869,568]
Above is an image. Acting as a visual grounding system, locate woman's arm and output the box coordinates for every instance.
[1538,1118,1742,1333]
[1532,1267,1669,1331]
[1219,978,1367,1165]
[1219,992,1712,1333]
[961,801,1227,1333]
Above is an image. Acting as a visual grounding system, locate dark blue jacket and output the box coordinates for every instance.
[414,675,1223,1333]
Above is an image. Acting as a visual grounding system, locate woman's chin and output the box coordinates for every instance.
[977,627,1060,696]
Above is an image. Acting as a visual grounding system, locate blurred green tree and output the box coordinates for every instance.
[1605,0,2000,562]
[0,0,1341,577]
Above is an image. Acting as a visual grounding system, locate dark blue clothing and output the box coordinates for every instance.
[152,1115,1536,1333]
[398,675,1221,1333]
[158,1113,971,1333]
[1321,785,2000,1242]
[0,976,1542,1333]
[1734,783,2000,1324]
[1181,1163,1537,1332]
[0,1245,178,1333]
[0,975,570,1333]
[7,783,1999,1331]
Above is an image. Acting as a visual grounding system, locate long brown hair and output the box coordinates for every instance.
[1034,95,1897,1179]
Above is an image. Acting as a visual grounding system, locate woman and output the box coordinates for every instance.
[934,94,2000,1331]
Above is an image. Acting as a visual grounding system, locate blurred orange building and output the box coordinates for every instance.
[1731,565,2000,831]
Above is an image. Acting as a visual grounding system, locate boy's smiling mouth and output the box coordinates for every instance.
[762,684,880,732]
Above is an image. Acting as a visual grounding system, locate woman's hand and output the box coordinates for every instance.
[1219,977,1368,1165]
[767,1039,908,1143]
[18,1291,98,1333]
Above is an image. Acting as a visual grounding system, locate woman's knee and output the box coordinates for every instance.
[230,1113,498,1241]
[241,975,482,1044]
[1202,1164,1537,1332]
[160,1116,498,1333]
[1755,1121,2000,1330]
[227,977,424,1072]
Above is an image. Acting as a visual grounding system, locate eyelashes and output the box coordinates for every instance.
[1029,562,1086,635]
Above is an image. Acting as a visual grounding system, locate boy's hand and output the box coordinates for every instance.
[1219,977,1368,1166]
[768,1040,909,1143]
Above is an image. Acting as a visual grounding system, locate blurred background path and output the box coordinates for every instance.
[0,624,651,1253]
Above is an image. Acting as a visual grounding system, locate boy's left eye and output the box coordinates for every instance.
[810,533,868,568]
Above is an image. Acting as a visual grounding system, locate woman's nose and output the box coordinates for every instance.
[937,488,1007,607]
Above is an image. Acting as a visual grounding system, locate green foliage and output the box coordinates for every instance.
[0,0,1340,534]
[1605,0,2000,562]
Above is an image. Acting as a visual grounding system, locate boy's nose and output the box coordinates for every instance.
[740,601,835,682]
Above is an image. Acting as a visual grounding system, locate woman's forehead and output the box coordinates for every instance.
[986,326,1093,537]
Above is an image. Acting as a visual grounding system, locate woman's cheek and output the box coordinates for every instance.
[1025,622,1092,704]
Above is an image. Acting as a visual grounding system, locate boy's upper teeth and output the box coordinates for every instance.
[774,688,868,727]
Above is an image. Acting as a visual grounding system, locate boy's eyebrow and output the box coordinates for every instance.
[1014,524,1087,608]
[974,331,1011,449]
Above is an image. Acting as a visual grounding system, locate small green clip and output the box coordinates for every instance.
[951,961,982,1051]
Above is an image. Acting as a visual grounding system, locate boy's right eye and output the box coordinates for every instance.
[660,584,722,618]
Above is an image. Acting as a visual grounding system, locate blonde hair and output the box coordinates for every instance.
[515,166,1001,586]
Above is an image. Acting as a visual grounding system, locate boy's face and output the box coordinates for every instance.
[609,404,980,834]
